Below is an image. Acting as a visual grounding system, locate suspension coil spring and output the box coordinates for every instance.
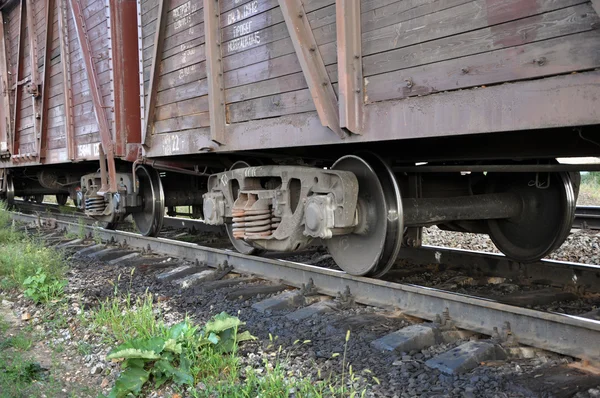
[231,208,281,239]
[85,195,105,213]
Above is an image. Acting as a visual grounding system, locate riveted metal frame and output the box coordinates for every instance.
[11,1,24,158]
[38,0,56,161]
[142,0,167,148]
[204,0,226,145]
[278,0,344,139]
[336,0,363,135]
[57,0,75,161]
[0,11,11,156]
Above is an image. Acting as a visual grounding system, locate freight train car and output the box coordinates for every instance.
[0,0,143,225]
[3,0,600,277]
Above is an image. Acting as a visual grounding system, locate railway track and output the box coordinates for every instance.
[574,206,600,230]
[11,199,600,234]
[8,209,600,374]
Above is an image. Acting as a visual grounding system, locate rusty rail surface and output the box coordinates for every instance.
[8,211,600,365]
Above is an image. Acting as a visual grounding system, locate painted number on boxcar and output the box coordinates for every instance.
[77,143,100,159]
[226,2,261,54]
[162,134,184,156]
[173,1,198,31]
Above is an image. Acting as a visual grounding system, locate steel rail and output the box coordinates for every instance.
[9,211,600,364]
[397,245,600,293]
[9,200,224,233]
[573,205,600,230]
[13,200,600,291]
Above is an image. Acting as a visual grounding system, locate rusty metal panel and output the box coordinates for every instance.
[110,0,142,160]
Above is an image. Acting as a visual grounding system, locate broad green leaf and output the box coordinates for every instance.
[204,312,243,334]
[110,366,149,398]
[167,322,188,340]
[236,331,256,343]
[163,338,182,354]
[207,332,220,345]
[153,370,169,389]
[154,359,194,386]
[107,337,165,360]
[216,329,236,353]
[123,358,145,369]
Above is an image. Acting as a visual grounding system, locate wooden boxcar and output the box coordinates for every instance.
[0,0,140,200]
[138,0,600,158]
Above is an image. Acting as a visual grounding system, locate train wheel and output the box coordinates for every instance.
[56,194,69,206]
[5,175,14,205]
[133,165,164,237]
[225,161,262,255]
[33,194,44,204]
[486,172,576,262]
[325,154,403,277]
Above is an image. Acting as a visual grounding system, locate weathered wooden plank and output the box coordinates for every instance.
[224,59,337,103]
[222,0,589,106]
[363,3,598,77]
[203,0,226,144]
[47,137,66,150]
[225,71,307,103]
[154,113,211,133]
[142,1,203,42]
[221,5,283,42]
[366,30,600,103]
[157,79,208,107]
[222,20,287,56]
[228,88,315,122]
[155,95,209,120]
[277,0,342,138]
[336,0,362,134]
[357,0,585,60]
[141,22,204,63]
[159,43,205,76]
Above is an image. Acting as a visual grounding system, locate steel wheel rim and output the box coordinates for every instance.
[133,166,164,237]
[6,175,14,204]
[326,154,403,277]
[487,171,575,262]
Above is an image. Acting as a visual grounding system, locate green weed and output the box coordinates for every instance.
[101,313,254,398]
[0,238,66,294]
[23,267,67,303]
[0,334,34,351]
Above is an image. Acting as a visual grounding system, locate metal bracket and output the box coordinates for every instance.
[335,286,355,309]
[277,0,345,139]
[336,0,363,134]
